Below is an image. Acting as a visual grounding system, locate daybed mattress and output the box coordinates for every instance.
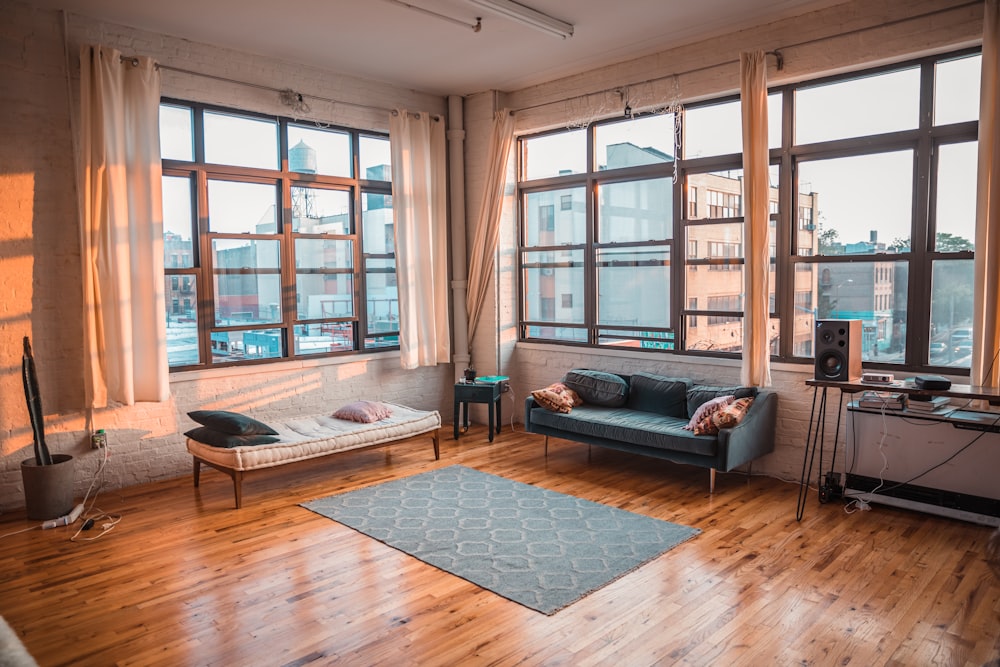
[186,403,441,472]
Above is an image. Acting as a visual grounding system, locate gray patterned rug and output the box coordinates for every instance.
[301,465,700,614]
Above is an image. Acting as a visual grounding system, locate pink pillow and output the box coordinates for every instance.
[333,400,393,423]
[684,395,735,431]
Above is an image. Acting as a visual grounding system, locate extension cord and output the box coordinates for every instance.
[41,503,85,529]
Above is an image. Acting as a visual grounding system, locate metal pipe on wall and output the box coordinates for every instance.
[447,94,471,377]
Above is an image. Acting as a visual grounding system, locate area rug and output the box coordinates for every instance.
[301,465,700,614]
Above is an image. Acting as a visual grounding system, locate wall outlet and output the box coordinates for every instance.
[500,380,510,393]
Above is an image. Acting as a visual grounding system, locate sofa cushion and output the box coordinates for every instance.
[531,382,582,413]
[687,385,758,418]
[563,370,629,407]
[530,405,719,457]
[625,373,691,418]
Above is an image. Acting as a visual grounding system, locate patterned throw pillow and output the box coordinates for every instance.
[711,397,755,431]
[684,395,735,431]
[531,382,582,413]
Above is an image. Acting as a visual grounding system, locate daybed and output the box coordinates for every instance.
[185,402,441,508]
[525,370,777,492]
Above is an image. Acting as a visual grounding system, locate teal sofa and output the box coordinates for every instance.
[524,370,778,492]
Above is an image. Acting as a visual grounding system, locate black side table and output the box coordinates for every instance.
[453,381,502,442]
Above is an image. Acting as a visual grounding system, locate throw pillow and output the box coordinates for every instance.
[562,369,628,407]
[184,427,280,448]
[626,373,691,418]
[187,409,278,436]
[686,385,758,418]
[711,397,755,430]
[531,382,581,413]
[684,395,735,431]
[333,400,394,423]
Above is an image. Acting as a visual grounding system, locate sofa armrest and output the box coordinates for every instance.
[716,390,777,470]
[524,396,540,432]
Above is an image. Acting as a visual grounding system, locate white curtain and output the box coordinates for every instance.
[972,0,1000,388]
[466,109,515,350]
[739,51,772,387]
[78,45,168,407]
[389,110,451,369]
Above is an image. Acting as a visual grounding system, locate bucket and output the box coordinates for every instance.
[20,454,75,521]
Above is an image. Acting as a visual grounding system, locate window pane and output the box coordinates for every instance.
[366,257,398,335]
[596,246,670,329]
[686,170,744,220]
[522,129,586,180]
[795,68,920,144]
[935,142,977,251]
[295,239,354,319]
[208,180,278,233]
[165,275,198,366]
[211,329,283,362]
[524,188,585,246]
[360,135,391,181]
[294,238,352,270]
[685,100,741,158]
[930,259,974,367]
[935,54,982,125]
[295,322,354,355]
[160,104,193,161]
[598,178,672,242]
[213,271,282,325]
[213,239,281,269]
[363,191,394,253]
[288,125,351,177]
[162,175,194,268]
[522,249,584,326]
[291,187,351,233]
[204,111,278,169]
[810,260,908,363]
[596,114,674,169]
[797,151,913,254]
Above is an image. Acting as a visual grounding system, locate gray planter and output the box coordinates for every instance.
[20,454,75,520]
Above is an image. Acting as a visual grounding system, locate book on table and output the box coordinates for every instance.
[857,391,906,409]
[906,395,951,411]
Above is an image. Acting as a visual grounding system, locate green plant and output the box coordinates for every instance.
[22,336,52,465]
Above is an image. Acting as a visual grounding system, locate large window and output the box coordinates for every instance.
[161,101,396,369]
[517,48,981,372]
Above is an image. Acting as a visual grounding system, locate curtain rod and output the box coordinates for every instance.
[118,55,399,117]
[512,0,984,114]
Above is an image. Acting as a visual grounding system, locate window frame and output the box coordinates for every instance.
[161,99,397,371]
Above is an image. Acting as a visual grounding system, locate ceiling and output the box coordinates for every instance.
[37,0,849,96]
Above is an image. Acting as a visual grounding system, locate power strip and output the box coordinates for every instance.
[41,503,84,529]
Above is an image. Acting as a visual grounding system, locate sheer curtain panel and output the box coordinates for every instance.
[739,51,772,387]
[466,109,515,352]
[389,110,451,369]
[973,0,1000,388]
[78,45,168,407]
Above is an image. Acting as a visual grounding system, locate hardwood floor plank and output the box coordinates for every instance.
[1,426,998,666]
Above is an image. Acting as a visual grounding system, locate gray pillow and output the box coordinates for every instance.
[562,369,628,407]
[184,427,280,448]
[686,385,758,418]
[187,409,278,436]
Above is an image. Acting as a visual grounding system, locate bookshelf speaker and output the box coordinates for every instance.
[815,319,862,382]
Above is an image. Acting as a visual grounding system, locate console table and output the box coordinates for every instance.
[796,378,1000,522]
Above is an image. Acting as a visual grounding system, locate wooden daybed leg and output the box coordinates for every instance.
[233,471,244,510]
[432,430,440,460]
[193,458,201,487]
[710,468,716,494]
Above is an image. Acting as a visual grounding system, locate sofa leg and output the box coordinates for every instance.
[544,435,549,456]
[746,462,752,485]
[709,468,716,493]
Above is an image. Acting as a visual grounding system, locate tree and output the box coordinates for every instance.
[818,228,841,255]
[935,232,974,252]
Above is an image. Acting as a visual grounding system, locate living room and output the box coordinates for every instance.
[2,0,999,664]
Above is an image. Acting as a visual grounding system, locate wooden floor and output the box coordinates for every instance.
[1,425,998,667]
